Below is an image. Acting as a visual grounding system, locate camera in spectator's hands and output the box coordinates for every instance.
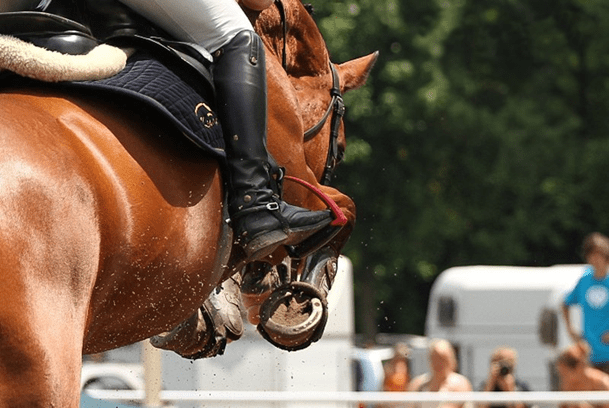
[499,363,513,376]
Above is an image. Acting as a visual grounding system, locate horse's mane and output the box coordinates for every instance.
[250,0,330,78]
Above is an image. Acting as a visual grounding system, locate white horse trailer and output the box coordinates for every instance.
[425,264,584,393]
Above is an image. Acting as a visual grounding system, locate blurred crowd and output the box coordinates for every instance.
[371,232,609,408]
[374,340,609,408]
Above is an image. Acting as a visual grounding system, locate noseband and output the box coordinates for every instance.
[275,0,346,186]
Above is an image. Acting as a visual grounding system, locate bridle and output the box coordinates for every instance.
[275,0,346,186]
[303,64,345,186]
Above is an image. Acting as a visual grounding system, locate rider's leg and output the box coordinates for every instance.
[117,0,332,260]
[116,0,251,53]
[213,30,331,259]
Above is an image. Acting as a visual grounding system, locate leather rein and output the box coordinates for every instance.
[274,0,346,186]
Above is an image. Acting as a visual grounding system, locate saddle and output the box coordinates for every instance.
[0,9,226,157]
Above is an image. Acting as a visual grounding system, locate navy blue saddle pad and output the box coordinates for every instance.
[66,51,226,158]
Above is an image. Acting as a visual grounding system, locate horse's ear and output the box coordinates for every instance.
[337,51,379,93]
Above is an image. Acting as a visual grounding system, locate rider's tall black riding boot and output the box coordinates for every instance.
[213,30,332,261]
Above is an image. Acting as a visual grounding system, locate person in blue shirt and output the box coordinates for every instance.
[562,232,609,374]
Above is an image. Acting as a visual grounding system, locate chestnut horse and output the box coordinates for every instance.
[0,0,376,406]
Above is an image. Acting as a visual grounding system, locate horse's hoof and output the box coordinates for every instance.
[257,281,328,351]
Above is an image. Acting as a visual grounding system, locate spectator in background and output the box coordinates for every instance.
[408,339,472,408]
[562,232,609,374]
[478,347,530,408]
[556,342,609,408]
[383,343,411,392]
[379,343,411,408]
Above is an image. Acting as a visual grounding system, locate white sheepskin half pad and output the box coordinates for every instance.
[0,34,129,82]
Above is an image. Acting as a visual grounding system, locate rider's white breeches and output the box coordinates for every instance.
[117,0,254,53]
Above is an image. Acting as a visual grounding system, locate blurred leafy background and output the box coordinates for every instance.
[307,0,609,341]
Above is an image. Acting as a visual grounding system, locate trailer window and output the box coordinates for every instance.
[539,307,558,346]
[438,296,456,327]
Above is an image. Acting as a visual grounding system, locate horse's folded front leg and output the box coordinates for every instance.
[247,248,340,351]
[240,262,283,325]
[150,275,244,359]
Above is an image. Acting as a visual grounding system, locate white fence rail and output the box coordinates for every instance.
[84,390,609,404]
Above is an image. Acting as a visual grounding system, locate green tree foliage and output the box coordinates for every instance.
[308,0,609,340]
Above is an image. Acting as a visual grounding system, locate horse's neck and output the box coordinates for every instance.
[255,0,330,78]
